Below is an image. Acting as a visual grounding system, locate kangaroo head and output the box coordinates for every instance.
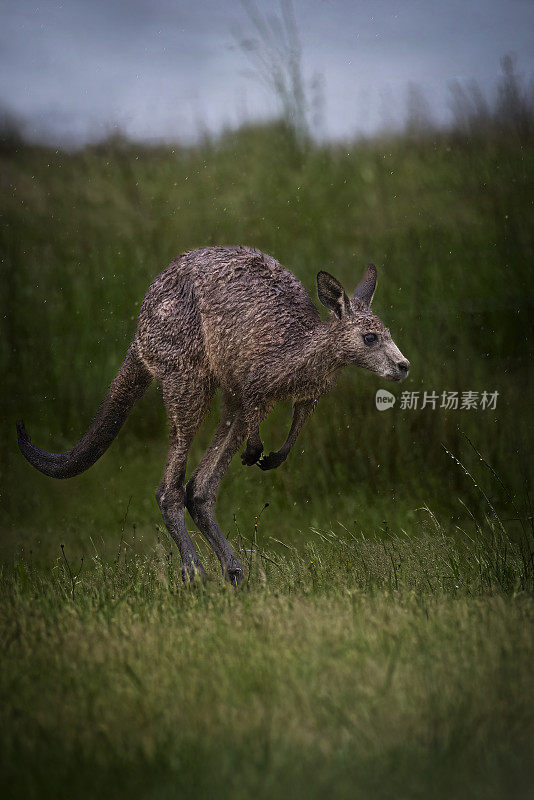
[317,264,410,381]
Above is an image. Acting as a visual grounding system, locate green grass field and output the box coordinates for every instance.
[2,122,533,558]
[1,523,533,799]
[1,121,533,797]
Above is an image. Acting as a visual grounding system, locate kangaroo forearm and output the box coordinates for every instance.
[258,399,315,471]
[247,427,263,450]
[241,426,263,466]
[279,399,315,455]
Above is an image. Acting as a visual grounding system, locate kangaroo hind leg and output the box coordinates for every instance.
[186,397,248,586]
[156,377,213,583]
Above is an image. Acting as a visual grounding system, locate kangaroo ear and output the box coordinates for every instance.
[317,271,351,319]
[353,263,377,307]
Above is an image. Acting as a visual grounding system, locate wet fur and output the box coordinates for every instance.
[17,245,409,585]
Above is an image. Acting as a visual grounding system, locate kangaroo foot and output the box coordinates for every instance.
[225,560,244,587]
[257,451,286,471]
[241,442,263,466]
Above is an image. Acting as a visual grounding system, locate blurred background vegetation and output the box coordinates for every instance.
[1,49,533,564]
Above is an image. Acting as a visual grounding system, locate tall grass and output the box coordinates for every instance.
[2,417,533,797]
[1,119,532,556]
[1,517,533,799]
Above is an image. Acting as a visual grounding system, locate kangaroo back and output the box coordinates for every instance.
[17,344,151,479]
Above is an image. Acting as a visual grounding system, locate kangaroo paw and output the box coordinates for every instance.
[241,442,263,466]
[226,563,244,587]
[257,451,286,471]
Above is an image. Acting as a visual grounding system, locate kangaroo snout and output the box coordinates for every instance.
[397,359,410,378]
[388,359,410,381]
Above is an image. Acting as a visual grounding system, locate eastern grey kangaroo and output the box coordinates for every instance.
[17,246,409,585]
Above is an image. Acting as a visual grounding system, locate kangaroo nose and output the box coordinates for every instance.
[397,360,410,376]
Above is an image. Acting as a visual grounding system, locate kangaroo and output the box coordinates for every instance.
[17,245,409,585]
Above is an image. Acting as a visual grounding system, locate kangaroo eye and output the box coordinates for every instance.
[363,333,378,345]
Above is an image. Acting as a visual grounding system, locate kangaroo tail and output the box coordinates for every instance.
[16,343,152,479]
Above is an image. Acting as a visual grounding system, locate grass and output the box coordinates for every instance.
[1,120,533,796]
[2,436,534,797]
[1,516,533,799]
[1,122,533,554]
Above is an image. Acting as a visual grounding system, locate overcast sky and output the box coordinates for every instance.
[1,0,534,145]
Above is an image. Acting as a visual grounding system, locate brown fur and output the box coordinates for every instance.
[17,245,409,584]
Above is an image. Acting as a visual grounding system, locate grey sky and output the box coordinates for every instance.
[1,0,533,145]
